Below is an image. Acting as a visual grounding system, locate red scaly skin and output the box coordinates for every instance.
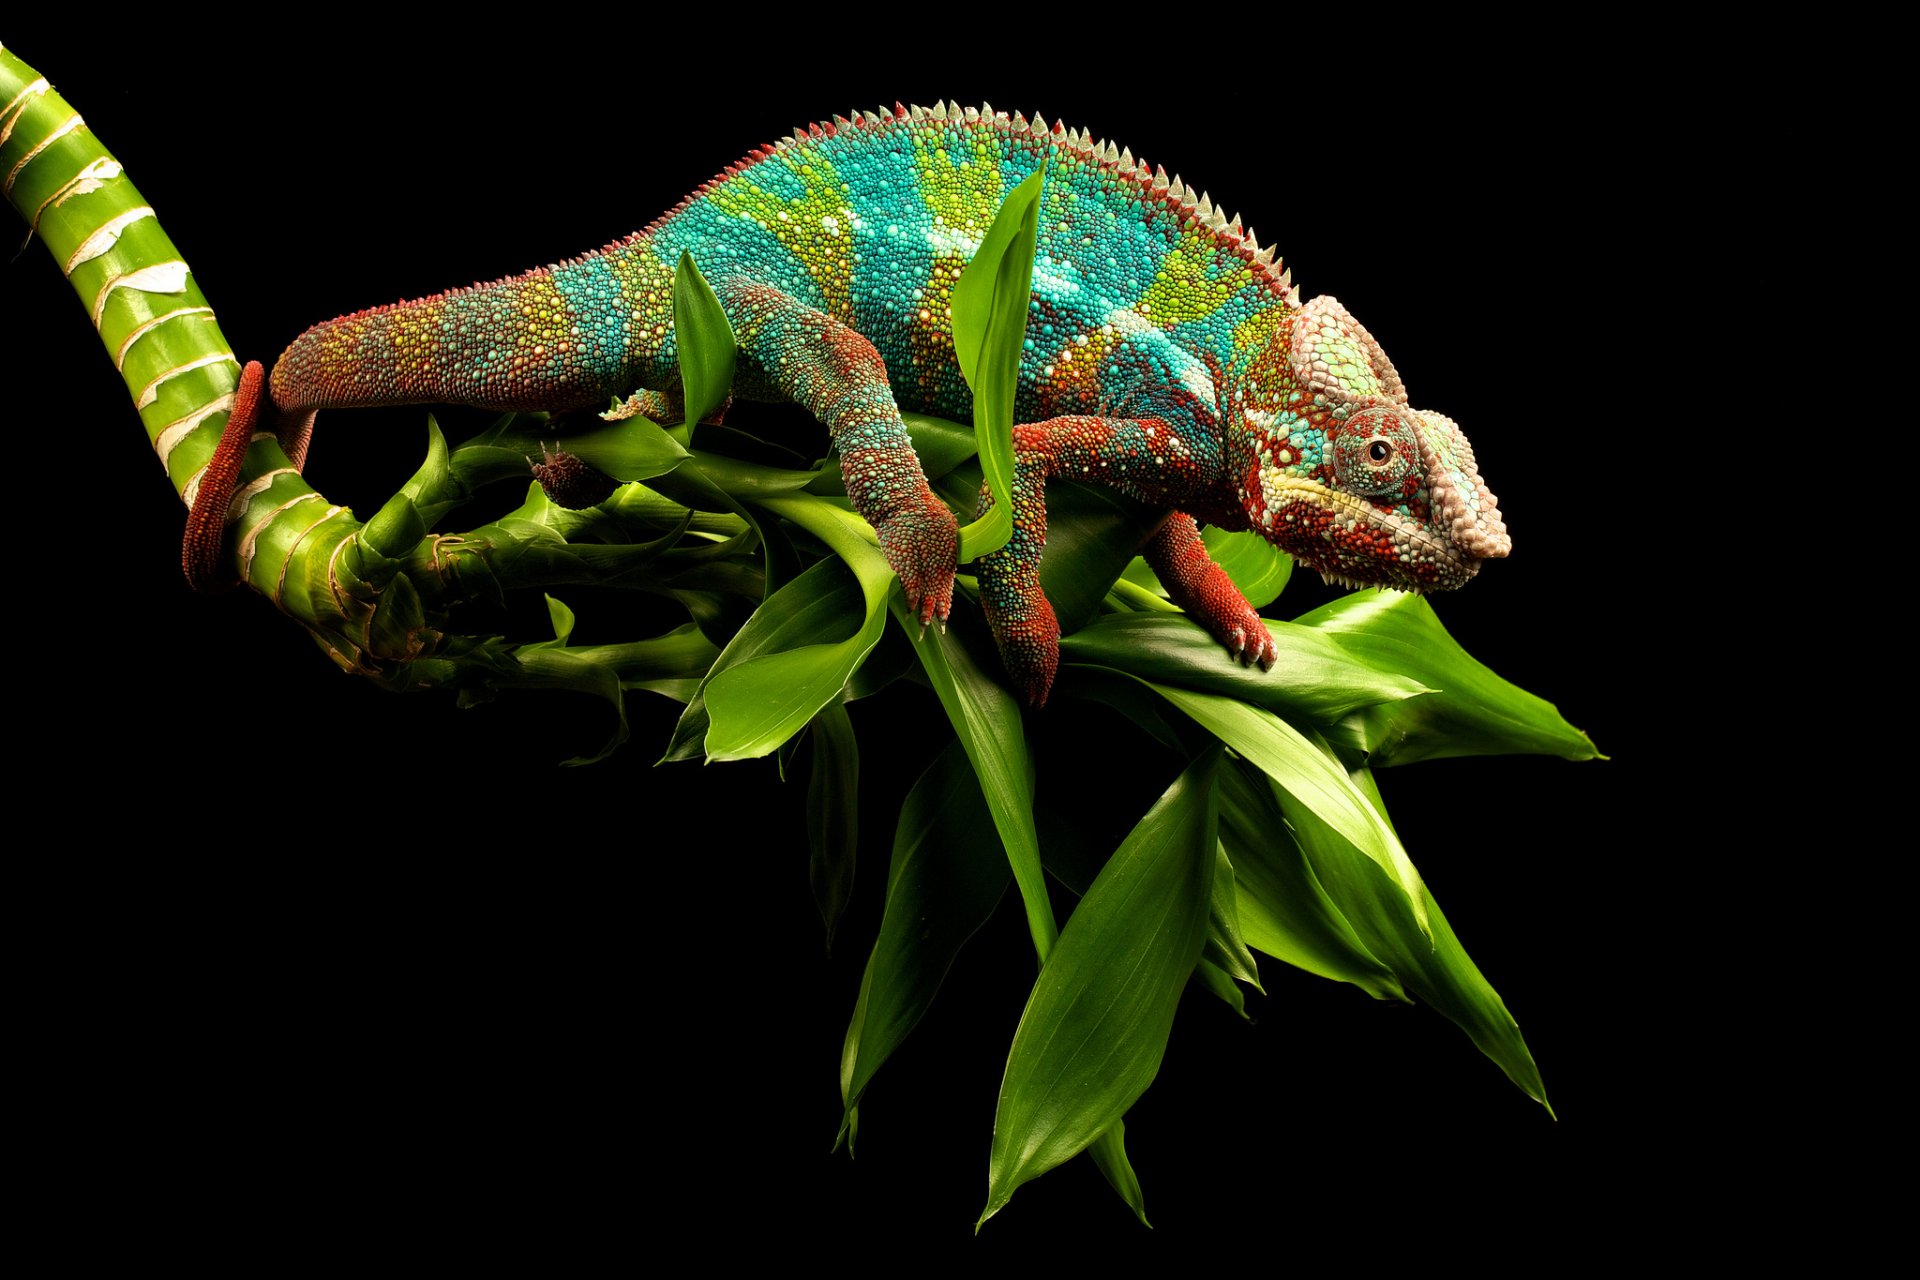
[1144,514,1277,669]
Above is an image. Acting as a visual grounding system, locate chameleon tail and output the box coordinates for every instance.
[182,360,312,590]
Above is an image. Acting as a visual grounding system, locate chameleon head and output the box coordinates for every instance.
[1233,295,1509,592]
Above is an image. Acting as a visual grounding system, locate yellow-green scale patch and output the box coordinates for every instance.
[911,124,1006,246]
[1231,307,1289,362]
[1138,232,1252,328]
[503,273,575,397]
[604,243,675,379]
[707,152,860,323]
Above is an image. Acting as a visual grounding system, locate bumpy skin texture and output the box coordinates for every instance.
[190,102,1509,702]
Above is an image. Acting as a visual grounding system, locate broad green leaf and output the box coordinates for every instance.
[1060,614,1428,726]
[806,701,860,951]
[1038,480,1164,631]
[980,749,1220,1229]
[662,557,864,763]
[1201,526,1292,607]
[1273,756,1550,1109]
[699,494,896,760]
[678,449,820,499]
[892,605,1056,958]
[1297,591,1599,765]
[703,571,887,761]
[673,250,737,428]
[953,165,1046,563]
[1216,756,1404,999]
[1203,842,1261,990]
[839,740,1010,1133]
[1138,676,1430,935]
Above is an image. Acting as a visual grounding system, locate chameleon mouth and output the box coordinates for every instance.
[1256,472,1485,593]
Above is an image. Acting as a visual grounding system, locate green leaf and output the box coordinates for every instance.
[1297,591,1600,765]
[1203,842,1261,990]
[839,740,1010,1132]
[1201,526,1292,607]
[700,496,896,761]
[662,556,863,763]
[980,748,1220,1229]
[1087,1122,1149,1228]
[508,645,631,766]
[806,701,859,951]
[673,250,737,428]
[1138,677,1430,936]
[544,593,575,646]
[397,414,459,520]
[900,411,984,479]
[953,165,1046,563]
[1192,958,1249,1019]
[677,449,821,499]
[1060,614,1428,726]
[1216,757,1403,999]
[567,624,721,688]
[1272,756,1550,1109]
[892,606,1056,959]
[361,490,425,558]
[1037,480,1164,631]
[702,562,889,762]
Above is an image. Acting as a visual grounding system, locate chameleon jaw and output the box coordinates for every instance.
[1255,470,1485,593]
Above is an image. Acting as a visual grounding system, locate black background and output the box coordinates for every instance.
[8,24,1727,1258]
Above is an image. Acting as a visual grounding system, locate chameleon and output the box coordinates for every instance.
[184,100,1510,706]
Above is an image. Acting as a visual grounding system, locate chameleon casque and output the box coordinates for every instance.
[186,100,1510,706]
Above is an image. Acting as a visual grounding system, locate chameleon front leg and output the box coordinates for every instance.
[714,281,957,627]
[975,415,1212,706]
[1143,512,1277,668]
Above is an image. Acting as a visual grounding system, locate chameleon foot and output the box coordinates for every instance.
[989,596,1061,708]
[1145,512,1276,671]
[876,489,958,632]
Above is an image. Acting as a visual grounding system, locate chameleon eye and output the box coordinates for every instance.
[1333,409,1418,497]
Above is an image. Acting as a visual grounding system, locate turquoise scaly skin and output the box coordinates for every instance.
[196,101,1511,705]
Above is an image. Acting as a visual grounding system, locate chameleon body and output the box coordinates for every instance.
[189,101,1509,705]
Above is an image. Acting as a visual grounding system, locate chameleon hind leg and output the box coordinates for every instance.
[975,415,1213,706]
[714,280,957,628]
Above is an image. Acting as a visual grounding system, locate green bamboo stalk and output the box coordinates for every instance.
[1,44,353,604]
[2,45,745,694]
